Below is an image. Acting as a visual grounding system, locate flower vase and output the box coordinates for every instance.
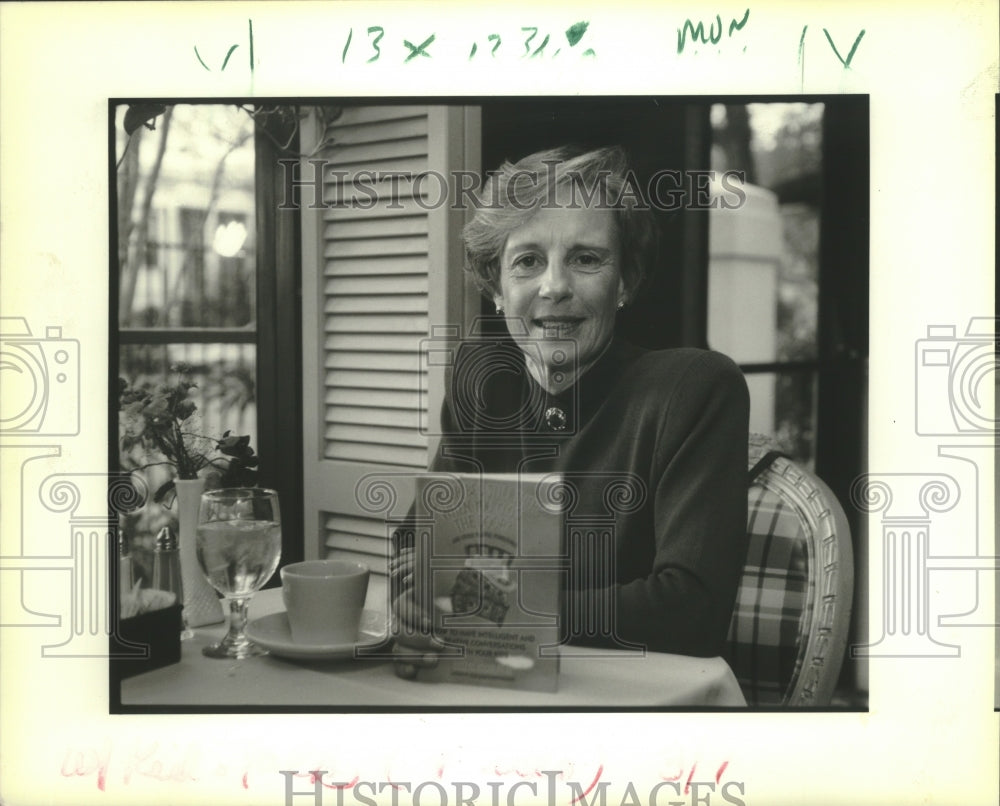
[174,478,224,627]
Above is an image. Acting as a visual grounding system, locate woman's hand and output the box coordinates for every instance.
[388,545,416,595]
[389,547,443,679]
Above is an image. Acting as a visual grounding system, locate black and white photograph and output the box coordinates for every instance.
[109,97,868,712]
[1,4,996,806]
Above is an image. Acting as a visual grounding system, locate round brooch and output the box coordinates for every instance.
[544,406,567,432]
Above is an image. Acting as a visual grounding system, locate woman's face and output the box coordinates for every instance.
[496,205,625,389]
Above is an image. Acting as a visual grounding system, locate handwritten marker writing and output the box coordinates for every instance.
[677,9,750,55]
[193,18,254,72]
[823,27,866,69]
[403,34,435,62]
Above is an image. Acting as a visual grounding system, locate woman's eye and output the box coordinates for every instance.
[511,255,541,271]
[573,253,601,268]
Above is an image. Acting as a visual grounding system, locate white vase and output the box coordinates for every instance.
[174,478,225,627]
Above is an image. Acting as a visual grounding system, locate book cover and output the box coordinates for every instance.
[412,472,564,692]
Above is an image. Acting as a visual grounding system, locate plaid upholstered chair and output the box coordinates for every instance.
[725,434,854,706]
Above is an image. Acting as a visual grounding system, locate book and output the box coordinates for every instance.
[410,472,564,692]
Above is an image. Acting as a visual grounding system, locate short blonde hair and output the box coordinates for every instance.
[461,145,657,300]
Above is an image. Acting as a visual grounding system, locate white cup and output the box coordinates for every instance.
[280,560,370,645]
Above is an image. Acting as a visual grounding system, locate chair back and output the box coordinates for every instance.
[725,435,854,706]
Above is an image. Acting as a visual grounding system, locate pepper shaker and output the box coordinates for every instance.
[118,529,134,598]
[152,526,184,606]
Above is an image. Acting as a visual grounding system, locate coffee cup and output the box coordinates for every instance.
[280,560,370,645]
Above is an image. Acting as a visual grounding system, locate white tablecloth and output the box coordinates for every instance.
[120,589,747,708]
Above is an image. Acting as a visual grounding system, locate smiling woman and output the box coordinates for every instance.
[391,145,751,672]
[496,205,624,393]
[465,147,656,393]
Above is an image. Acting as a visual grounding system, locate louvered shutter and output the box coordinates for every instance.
[301,105,481,612]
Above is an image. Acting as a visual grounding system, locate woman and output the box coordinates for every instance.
[391,145,749,673]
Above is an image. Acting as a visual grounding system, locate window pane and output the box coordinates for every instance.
[707,181,782,364]
[115,102,258,570]
[120,343,258,440]
[116,105,256,329]
[708,102,823,457]
[707,102,822,364]
[118,343,258,582]
[774,370,817,467]
[745,370,817,467]
[775,202,819,362]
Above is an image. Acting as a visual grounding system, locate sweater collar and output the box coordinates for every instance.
[526,336,643,432]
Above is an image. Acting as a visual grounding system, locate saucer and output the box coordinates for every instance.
[246,610,387,660]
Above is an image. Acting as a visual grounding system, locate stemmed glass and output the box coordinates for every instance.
[196,487,282,659]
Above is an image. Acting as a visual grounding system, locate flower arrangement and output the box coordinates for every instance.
[118,363,258,504]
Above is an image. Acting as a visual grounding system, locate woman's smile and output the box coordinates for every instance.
[533,315,585,337]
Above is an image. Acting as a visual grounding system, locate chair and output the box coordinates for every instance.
[725,434,854,707]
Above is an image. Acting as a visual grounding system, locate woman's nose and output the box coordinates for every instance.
[538,259,571,301]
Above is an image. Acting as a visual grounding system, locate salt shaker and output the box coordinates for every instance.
[152,526,184,606]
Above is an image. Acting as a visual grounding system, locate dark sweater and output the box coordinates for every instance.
[419,337,750,658]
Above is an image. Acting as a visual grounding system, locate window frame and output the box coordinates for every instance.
[109,101,304,577]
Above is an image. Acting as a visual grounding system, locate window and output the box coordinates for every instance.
[113,102,302,582]
[709,102,825,466]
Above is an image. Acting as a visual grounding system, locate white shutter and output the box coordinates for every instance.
[320,107,430,468]
[301,105,481,612]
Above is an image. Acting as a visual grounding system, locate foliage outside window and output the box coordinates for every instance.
[709,102,823,465]
[115,104,258,583]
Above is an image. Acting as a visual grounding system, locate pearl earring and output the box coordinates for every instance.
[616,300,625,310]
[496,304,504,314]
